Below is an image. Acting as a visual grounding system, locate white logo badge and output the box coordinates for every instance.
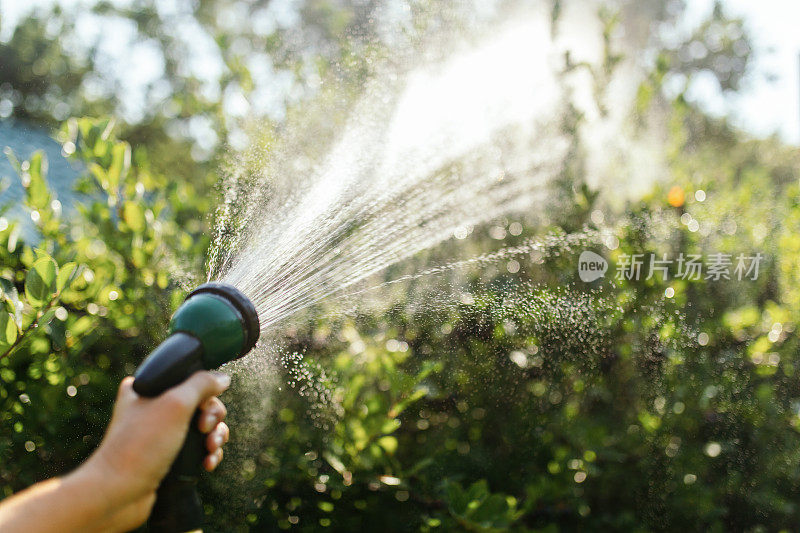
[578,251,607,282]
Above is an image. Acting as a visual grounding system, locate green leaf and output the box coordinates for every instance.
[446,481,469,515]
[56,262,79,293]
[33,248,51,261]
[0,277,21,327]
[46,318,67,350]
[25,257,58,307]
[93,137,110,158]
[323,452,346,475]
[27,151,50,210]
[77,117,95,144]
[381,418,401,434]
[0,312,17,349]
[4,146,21,174]
[392,388,427,416]
[107,142,131,190]
[470,493,509,525]
[417,360,442,380]
[38,308,56,327]
[0,277,19,305]
[89,162,109,190]
[466,480,489,503]
[377,435,398,454]
[122,201,145,232]
[71,315,95,336]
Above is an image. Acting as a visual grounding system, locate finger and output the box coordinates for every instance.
[206,422,230,452]
[169,371,231,413]
[111,377,138,415]
[116,376,136,402]
[203,447,224,472]
[198,397,227,433]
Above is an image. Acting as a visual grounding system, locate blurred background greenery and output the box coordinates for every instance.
[2,1,800,531]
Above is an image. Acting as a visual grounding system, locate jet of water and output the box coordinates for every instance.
[210,3,645,331]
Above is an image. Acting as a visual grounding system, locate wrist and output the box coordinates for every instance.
[63,455,156,533]
[62,464,114,524]
[0,464,130,533]
[64,456,132,527]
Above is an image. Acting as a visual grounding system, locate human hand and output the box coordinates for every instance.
[79,371,231,531]
[0,372,231,533]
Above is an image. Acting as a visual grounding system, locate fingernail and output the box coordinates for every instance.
[201,414,216,432]
[213,433,224,447]
[208,453,220,469]
[212,372,231,388]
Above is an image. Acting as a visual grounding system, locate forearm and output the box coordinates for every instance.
[0,463,137,533]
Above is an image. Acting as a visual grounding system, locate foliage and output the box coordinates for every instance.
[444,480,523,532]
[0,117,207,494]
[1,2,799,533]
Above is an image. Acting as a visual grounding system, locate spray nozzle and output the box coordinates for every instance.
[184,282,260,356]
[131,282,259,532]
[133,282,259,396]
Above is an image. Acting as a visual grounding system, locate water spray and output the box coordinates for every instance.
[132,282,260,532]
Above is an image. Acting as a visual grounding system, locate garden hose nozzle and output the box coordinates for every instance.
[132,282,260,533]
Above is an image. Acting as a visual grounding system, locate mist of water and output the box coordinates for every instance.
[208,2,652,332]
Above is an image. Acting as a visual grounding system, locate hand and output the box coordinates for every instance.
[0,371,231,533]
[81,371,231,531]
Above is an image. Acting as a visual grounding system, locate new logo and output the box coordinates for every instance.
[578,250,607,282]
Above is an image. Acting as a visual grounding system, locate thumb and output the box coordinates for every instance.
[116,376,136,403]
[169,371,231,411]
[108,377,137,418]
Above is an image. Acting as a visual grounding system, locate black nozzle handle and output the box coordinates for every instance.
[133,333,204,397]
[133,332,207,533]
[147,422,206,533]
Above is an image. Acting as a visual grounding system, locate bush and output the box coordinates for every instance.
[0,117,208,493]
[3,109,800,533]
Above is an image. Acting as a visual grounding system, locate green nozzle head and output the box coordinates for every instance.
[169,282,260,368]
[133,282,260,398]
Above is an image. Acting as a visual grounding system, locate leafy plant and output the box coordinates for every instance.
[0,250,79,360]
[0,117,209,495]
[444,480,523,532]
